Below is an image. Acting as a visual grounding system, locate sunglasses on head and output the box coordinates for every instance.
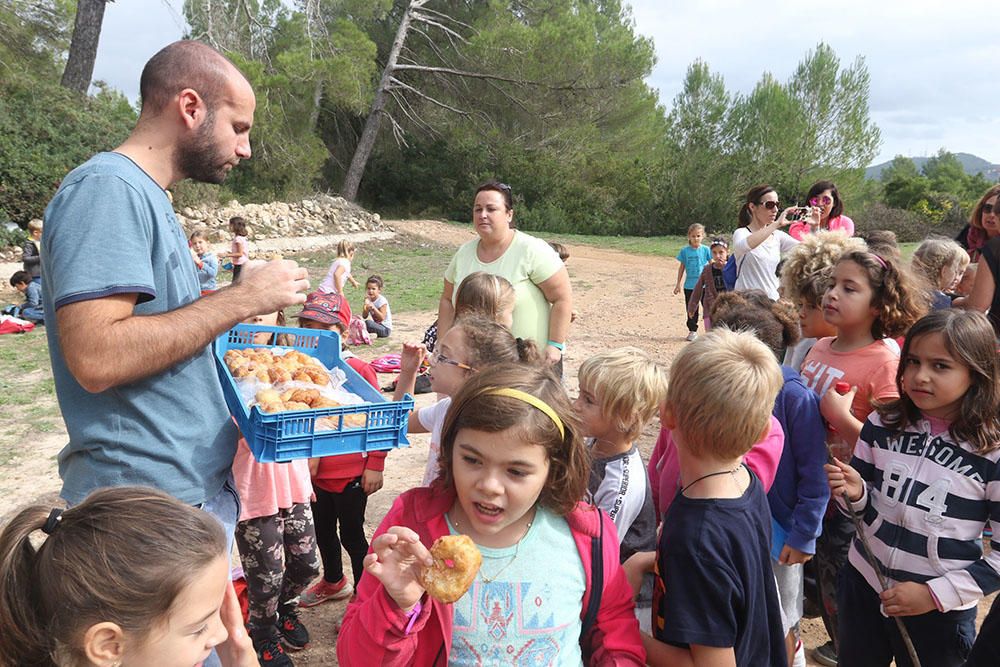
[810,195,833,206]
[760,200,781,210]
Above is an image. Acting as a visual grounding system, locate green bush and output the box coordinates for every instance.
[0,76,136,224]
[0,225,28,249]
[854,202,961,243]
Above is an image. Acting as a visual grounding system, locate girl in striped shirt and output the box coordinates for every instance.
[826,309,1000,667]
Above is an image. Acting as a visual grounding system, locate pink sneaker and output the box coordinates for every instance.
[298,578,353,607]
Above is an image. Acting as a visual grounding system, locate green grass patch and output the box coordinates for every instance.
[0,329,60,463]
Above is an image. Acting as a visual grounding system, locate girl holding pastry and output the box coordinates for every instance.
[337,363,645,665]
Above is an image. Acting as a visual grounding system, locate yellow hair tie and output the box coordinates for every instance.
[483,388,565,439]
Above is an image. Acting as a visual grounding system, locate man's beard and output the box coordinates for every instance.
[176,110,233,184]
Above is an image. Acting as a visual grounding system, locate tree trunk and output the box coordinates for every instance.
[61,0,110,95]
[341,0,422,201]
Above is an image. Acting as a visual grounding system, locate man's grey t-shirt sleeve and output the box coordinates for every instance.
[45,174,157,309]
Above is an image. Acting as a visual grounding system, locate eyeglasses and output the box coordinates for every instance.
[984,203,996,215]
[498,183,512,193]
[810,195,833,206]
[760,201,781,210]
[431,349,477,372]
[710,240,728,249]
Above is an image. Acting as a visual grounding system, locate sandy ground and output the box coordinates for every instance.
[3,219,993,665]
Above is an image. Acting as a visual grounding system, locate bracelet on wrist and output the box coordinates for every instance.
[547,340,565,352]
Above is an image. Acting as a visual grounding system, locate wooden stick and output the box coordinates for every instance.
[826,381,922,666]
[836,484,922,667]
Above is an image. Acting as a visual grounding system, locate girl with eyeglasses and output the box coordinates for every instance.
[732,184,801,300]
[788,180,855,241]
[393,315,539,486]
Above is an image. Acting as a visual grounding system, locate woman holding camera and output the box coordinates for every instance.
[788,180,854,240]
[732,184,800,299]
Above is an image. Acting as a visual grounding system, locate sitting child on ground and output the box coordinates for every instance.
[8,270,44,323]
[362,274,393,338]
[645,328,787,666]
[190,230,219,294]
[575,347,667,632]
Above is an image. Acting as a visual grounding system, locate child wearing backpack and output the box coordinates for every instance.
[338,363,645,665]
[826,309,1000,667]
[687,238,729,330]
[575,347,668,632]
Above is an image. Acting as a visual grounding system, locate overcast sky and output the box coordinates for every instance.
[92,0,1000,167]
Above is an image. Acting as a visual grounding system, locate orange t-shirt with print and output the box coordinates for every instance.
[799,336,900,460]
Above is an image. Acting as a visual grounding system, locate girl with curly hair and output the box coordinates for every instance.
[798,248,929,665]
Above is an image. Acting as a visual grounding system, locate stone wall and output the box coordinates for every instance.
[0,195,384,261]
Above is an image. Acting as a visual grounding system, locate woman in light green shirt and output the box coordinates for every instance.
[437,181,572,365]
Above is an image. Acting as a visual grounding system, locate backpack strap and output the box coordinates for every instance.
[580,515,604,642]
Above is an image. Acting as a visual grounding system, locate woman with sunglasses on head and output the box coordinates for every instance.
[437,181,572,368]
[732,184,801,300]
[788,180,855,241]
[956,184,1000,263]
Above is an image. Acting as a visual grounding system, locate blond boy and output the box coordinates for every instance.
[646,329,787,666]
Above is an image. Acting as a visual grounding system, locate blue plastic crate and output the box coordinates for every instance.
[214,324,413,463]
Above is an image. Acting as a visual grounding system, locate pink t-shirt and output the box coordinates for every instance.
[232,438,313,522]
[647,415,785,520]
[787,214,855,241]
[231,235,248,265]
[799,336,900,459]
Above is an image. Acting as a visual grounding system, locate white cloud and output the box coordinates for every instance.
[627,0,1000,164]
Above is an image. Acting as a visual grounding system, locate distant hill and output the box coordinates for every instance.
[866,153,1000,181]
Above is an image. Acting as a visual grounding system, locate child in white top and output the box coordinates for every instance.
[394,315,537,485]
[319,240,360,295]
[575,346,667,632]
[362,274,393,337]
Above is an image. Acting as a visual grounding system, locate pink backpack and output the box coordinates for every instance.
[348,315,371,345]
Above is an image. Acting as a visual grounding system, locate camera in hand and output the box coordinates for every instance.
[786,206,810,221]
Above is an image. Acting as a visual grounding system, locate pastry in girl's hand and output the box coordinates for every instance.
[418,535,482,604]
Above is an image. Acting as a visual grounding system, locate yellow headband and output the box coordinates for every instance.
[483,387,565,439]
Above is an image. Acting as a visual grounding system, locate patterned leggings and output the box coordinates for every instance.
[235,503,321,640]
